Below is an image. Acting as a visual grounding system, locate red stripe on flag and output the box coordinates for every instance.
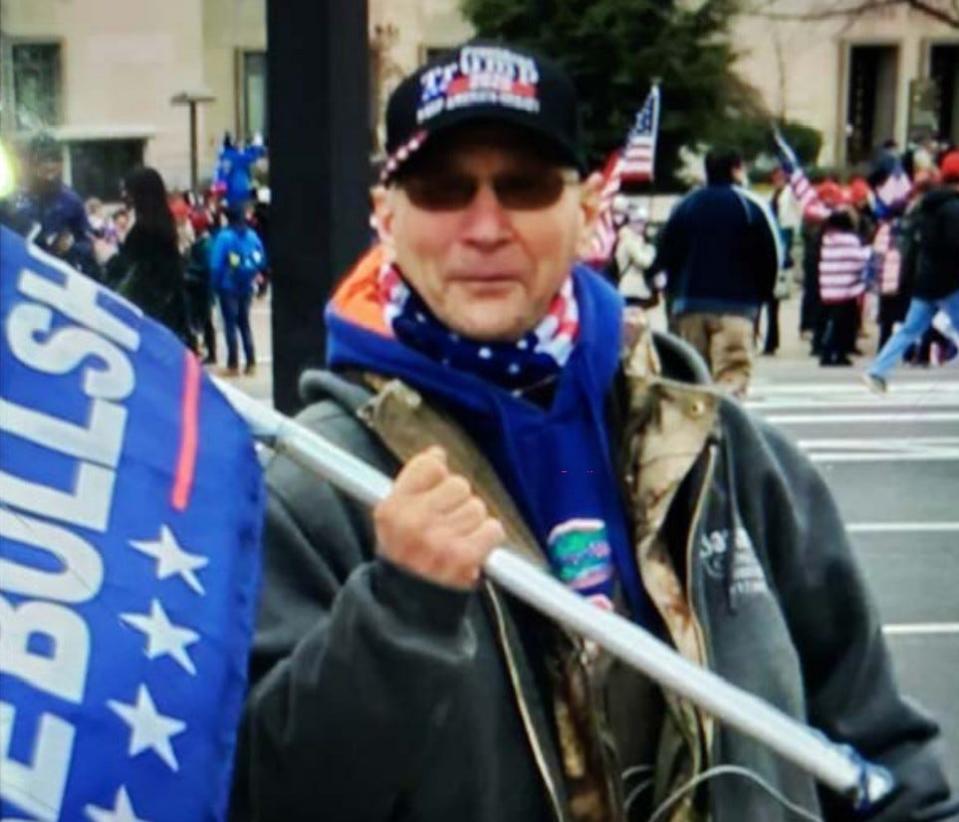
[172,351,201,512]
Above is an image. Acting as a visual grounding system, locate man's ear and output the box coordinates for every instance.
[576,171,604,257]
[370,185,396,258]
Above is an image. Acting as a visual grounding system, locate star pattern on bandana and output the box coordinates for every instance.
[378,262,579,390]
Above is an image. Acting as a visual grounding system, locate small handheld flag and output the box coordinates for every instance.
[619,85,660,184]
[873,163,912,218]
[586,85,660,266]
[772,128,800,176]
[0,226,263,821]
[772,127,831,223]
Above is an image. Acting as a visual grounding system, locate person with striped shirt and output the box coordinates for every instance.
[817,208,874,366]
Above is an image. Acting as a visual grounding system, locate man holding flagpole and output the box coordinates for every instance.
[230,40,952,822]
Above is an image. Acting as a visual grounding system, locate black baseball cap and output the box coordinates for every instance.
[382,40,585,182]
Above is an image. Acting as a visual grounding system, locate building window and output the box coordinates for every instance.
[845,44,899,164]
[239,50,267,141]
[11,42,62,131]
[930,44,958,144]
[68,139,145,201]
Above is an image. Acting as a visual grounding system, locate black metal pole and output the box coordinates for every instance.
[267,0,371,414]
[189,101,198,192]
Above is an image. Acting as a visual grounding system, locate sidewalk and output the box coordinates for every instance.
[205,298,273,402]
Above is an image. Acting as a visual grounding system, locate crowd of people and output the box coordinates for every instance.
[0,132,270,377]
[772,139,959,391]
[595,137,959,399]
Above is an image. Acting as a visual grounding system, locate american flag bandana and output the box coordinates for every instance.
[378,262,579,391]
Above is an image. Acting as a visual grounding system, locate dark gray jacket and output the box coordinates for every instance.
[649,185,781,319]
[900,186,959,301]
[230,337,952,822]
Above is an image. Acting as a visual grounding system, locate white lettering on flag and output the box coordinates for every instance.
[0,704,75,822]
[0,595,90,703]
[0,508,104,604]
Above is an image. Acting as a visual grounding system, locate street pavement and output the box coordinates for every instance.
[225,291,959,795]
[748,355,959,795]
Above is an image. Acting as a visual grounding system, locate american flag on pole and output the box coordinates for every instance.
[773,128,832,223]
[586,151,625,266]
[585,85,660,266]
[620,85,660,183]
[873,164,912,216]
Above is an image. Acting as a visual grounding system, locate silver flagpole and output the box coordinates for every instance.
[214,377,893,810]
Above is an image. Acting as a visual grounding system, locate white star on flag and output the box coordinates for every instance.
[85,786,150,822]
[121,598,200,675]
[130,525,208,595]
[108,684,187,772]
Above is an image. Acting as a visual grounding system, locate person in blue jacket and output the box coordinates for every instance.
[210,205,266,375]
[213,133,267,209]
[647,148,781,397]
[11,132,99,278]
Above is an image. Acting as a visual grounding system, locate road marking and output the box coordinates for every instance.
[750,379,959,394]
[883,623,959,636]
[767,412,959,424]
[811,452,959,463]
[801,436,959,462]
[750,393,959,413]
[847,522,959,533]
[749,394,959,409]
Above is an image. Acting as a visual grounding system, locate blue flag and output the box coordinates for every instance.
[0,226,263,821]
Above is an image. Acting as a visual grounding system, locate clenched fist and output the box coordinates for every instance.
[374,446,506,590]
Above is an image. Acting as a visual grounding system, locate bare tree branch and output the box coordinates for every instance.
[742,0,959,28]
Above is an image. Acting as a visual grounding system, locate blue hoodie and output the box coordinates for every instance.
[210,225,266,295]
[326,254,654,624]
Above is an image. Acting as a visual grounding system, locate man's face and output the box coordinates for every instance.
[375,126,599,342]
[32,159,62,193]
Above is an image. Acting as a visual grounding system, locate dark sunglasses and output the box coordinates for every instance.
[398,168,581,212]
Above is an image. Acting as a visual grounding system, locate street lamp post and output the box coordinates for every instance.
[170,90,216,191]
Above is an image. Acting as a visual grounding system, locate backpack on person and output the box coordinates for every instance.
[223,227,266,293]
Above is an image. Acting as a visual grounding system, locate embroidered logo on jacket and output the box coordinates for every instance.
[547,518,613,598]
[699,527,769,597]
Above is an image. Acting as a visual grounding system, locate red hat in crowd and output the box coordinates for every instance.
[941,150,959,183]
[169,196,190,221]
[189,209,211,235]
[847,177,871,207]
[816,180,846,207]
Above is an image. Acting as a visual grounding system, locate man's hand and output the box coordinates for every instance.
[374,447,505,590]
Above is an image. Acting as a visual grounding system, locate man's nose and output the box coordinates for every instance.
[461,182,511,247]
